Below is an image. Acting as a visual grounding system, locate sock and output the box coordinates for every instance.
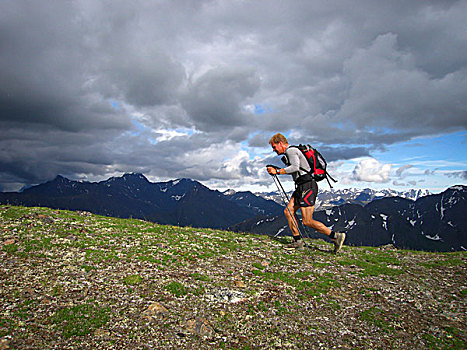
[329,230,336,239]
[293,235,301,242]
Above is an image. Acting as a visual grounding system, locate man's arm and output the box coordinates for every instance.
[283,149,300,174]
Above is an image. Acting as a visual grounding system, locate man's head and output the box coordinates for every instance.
[269,133,288,155]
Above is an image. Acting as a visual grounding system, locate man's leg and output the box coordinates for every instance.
[284,197,301,238]
[300,206,331,235]
[284,197,304,249]
[301,206,346,253]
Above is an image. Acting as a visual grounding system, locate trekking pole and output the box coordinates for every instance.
[271,174,306,239]
[270,171,311,239]
[267,166,314,258]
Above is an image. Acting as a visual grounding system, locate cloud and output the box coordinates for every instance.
[424,168,438,176]
[181,66,260,131]
[99,51,186,107]
[338,32,467,140]
[352,158,392,183]
[396,164,414,178]
[0,0,466,191]
[446,170,467,180]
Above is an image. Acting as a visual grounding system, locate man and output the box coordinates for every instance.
[267,133,345,253]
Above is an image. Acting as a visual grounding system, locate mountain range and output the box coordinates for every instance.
[233,185,466,252]
[257,187,431,209]
[0,173,283,229]
[1,173,465,251]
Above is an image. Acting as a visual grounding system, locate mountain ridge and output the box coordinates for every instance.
[253,187,432,209]
[1,173,465,251]
[232,185,466,252]
[0,173,283,230]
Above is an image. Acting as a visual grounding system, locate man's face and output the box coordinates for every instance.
[271,142,286,155]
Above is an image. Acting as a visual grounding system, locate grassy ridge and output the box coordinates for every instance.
[1,206,466,349]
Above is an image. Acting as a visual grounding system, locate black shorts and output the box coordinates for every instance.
[292,178,318,207]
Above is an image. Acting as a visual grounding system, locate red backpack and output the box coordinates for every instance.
[291,144,337,188]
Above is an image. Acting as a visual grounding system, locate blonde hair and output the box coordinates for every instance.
[269,133,288,145]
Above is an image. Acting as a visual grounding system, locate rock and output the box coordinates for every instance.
[143,302,168,320]
[182,317,215,338]
[234,280,247,288]
[379,244,396,250]
[94,329,110,337]
[205,287,247,303]
[41,297,52,305]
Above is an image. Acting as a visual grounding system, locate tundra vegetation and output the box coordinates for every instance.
[0,206,465,349]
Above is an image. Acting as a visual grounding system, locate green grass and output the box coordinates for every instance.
[165,281,188,297]
[123,274,143,285]
[0,317,14,337]
[2,243,17,253]
[419,257,464,269]
[191,272,211,282]
[252,262,267,270]
[423,326,466,349]
[359,307,393,332]
[50,302,111,338]
[252,269,340,297]
[163,280,205,297]
[337,249,405,277]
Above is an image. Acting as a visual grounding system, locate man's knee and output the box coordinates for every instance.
[303,216,322,229]
[302,217,314,227]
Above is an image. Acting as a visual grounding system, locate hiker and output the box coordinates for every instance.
[267,133,345,253]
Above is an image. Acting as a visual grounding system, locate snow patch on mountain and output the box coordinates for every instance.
[254,188,432,209]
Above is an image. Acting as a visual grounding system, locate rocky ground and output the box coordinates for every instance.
[0,206,466,349]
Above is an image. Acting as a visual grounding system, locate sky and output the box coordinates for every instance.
[0,0,466,194]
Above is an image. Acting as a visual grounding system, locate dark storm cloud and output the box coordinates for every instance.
[337,33,467,134]
[181,66,260,131]
[0,1,133,133]
[0,0,466,190]
[96,51,186,107]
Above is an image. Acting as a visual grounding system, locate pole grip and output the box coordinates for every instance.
[266,164,280,169]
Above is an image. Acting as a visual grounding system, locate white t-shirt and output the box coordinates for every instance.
[283,146,311,182]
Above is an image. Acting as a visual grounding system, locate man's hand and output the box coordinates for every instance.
[267,166,280,175]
